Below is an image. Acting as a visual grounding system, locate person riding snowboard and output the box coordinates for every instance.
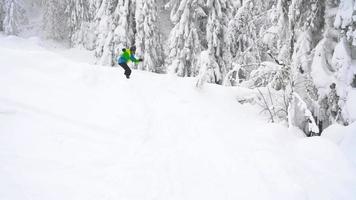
[117,46,143,79]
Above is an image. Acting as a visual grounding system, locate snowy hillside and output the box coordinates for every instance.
[2,0,356,136]
[1,35,356,200]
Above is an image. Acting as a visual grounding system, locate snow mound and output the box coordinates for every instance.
[347,89,356,121]
[323,122,356,167]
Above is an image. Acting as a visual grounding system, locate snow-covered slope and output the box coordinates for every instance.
[0,35,356,200]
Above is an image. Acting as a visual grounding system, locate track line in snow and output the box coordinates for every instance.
[0,96,120,135]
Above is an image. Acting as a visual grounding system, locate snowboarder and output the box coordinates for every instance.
[117,46,143,79]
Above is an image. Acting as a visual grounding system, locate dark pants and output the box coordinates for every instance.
[119,63,131,78]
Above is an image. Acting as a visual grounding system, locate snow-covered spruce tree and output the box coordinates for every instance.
[93,0,118,66]
[223,0,277,86]
[258,0,329,134]
[288,92,319,136]
[309,0,355,130]
[42,0,70,42]
[289,0,324,89]
[328,0,356,126]
[135,0,164,73]
[227,0,330,135]
[166,0,206,77]
[261,0,355,133]
[239,0,326,134]
[113,0,136,54]
[286,0,325,133]
[0,1,4,31]
[328,34,354,126]
[227,0,275,67]
[67,0,95,48]
[195,50,220,88]
[199,0,234,84]
[94,0,137,66]
[58,0,136,66]
[222,1,291,121]
[309,0,339,130]
[2,0,28,35]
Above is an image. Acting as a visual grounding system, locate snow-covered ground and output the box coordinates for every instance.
[0,35,356,200]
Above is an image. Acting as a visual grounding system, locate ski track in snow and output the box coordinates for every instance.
[1,35,356,200]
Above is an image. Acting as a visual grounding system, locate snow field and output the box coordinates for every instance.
[0,35,356,200]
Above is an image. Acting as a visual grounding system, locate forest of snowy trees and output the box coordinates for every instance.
[1,0,356,135]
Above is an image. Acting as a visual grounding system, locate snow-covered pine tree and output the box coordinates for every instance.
[235,0,326,134]
[287,0,325,132]
[225,0,275,85]
[330,0,356,125]
[3,0,28,35]
[113,0,136,54]
[288,92,319,136]
[195,50,220,87]
[93,0,118,66]
[42,0,70,42]
[166,0,206,77]
[66,0,94,47]
[272,0,291,63]
[204,0,233,84]
[308,0,355,130]
[94,0,138,66]
[227,0,332,134]
[329,35,354,125]
[257,0,330,134]
[0,1,4,31]
[264,0,355,133]
[135,0,164,73]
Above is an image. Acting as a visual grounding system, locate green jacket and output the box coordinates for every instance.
[118,49,140,64]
